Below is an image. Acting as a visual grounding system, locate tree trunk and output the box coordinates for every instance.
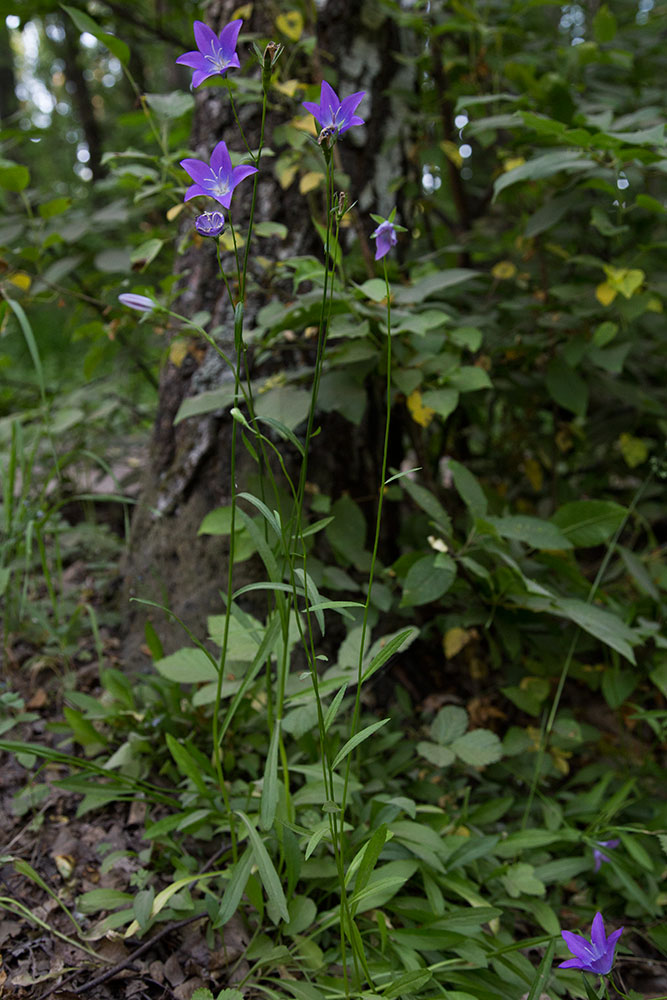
[120,0,410,663]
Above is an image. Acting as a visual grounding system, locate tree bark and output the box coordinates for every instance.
[120,0,411,662]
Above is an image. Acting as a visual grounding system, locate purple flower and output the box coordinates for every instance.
[118,293,155,312]
[176,20,242,88]
[180,140,257,209]
[195,210,225,238]
[559,912,623,976]
[371,219,398,260]
[302,80,365,142]
[593,839,620,872]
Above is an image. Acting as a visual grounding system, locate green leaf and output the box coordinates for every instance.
[421,387,460,420]
[431,705,468,744]
[446,366,492,392]
[61,5,130,64]
[448,460,487,516]
[450,728,503,766]
[546,357,588,417]
[260,721,281,831]
[417,741,456,767]
[166,734,211,796]
[144,91,194,119]
[400,477,453,534]
[553,598,638,663]
[216,846,254,927]
[485,515,572,550]
[0,163,30,192]
[493,150,595,200]
[551,500,626,547]
[361,627,419,683]
[394,269,480,304]
[325,495,368,570]
[501,863,546,898]
[154,647,218,683]
[331,719,390,770]
[400,553,456,607]
[255,385,311,431]
[350,823,389,902]
[236,811,289,922]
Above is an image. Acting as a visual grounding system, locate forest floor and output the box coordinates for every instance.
[0,629,253,1000]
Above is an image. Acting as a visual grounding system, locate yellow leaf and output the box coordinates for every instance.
[291,114,318,136]
[276,10,304,41]
[231,3,253,19]
[275,159,298,190]
[9,271,31,291]
[504,156,525,172]
[407,390,435,428]
[169,340,188,367]
[602,264,644,298]
[595,281,616,306]
[647,296,663,313]
[618,432,648,468]
[523,457,543,492]
[166,203,184,222]
[492,260,516,280]
[273,78,301,97]
[299,171,324,194]
[219,231,244,252]
[443,627,472,659]
[440,140,463,169]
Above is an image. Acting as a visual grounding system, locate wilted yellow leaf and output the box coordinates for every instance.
[276,10,304,41]
[523,457,543,491]
[9,271,31,291]
[595,281,616,306]
[504,156,525,171]
[169,340,188,367]
[443,626,472,659]
[231,3,253,20]
[492,260,516,280]
[166,203,185,221]
[299,171,324,195]
[440,140,463,169]
[407,390,435,428]
[618,432,648,468]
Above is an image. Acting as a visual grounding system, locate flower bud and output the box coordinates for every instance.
[195,211,226,238]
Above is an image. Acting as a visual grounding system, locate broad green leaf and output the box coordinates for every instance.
[417,741,456,767]
[393,269,480,304]
[62,5,130,64]
[501,863,545,898]
[551,500,626,546]
[400,477,453,533]
[144,91,194,119]
[0,163,30,192]
[553,598,637,663]
[175,386,237,424]
[448,460,487,516]
[431,704,468,744]
[485,515,571,550]
[325,495,368,570]
[400,553,456,607]
[154,647,218,683]
[450,729,503,766]
[545,357,588,417]
[255,385,311,431]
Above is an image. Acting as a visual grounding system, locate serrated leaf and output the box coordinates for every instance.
[432,705,468,744]
[417,740,456,767]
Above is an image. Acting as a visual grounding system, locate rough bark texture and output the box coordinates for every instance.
[120,0,410,663]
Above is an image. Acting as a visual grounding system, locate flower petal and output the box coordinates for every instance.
[558,958,585,969]
[339,90,365,119]
[175,51,206,69]
[230,163,258,188]
[320,80,340,119]
[183,182,206,202]
[561,930,597,961]
[193,20,220,56]
[219,19,243,57]
[210,140,232,177]
[180,158,212,185]
[302,100,324,124]
[591,912,606,951]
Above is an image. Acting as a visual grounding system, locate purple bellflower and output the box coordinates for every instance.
[180,141,257,209]
[371,219,398,260]
[118,293,155,313]
[593,839,620,872]
[559,912,623,976]
[176,20,242,89]
[303,80,365,143]
[195,210,226,238]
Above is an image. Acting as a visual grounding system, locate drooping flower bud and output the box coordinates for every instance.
[195,210,226,238]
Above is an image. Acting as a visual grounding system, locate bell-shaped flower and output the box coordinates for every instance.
[559,912,623,976]
[176,20,242,88]
[180,140,257,209]
[593,838,620,872]
[303,80,365,142]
